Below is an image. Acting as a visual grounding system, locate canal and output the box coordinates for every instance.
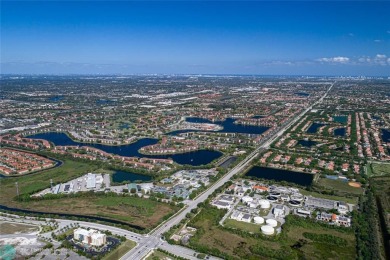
[27,132,222,166]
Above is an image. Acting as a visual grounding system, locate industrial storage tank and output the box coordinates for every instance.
[253,216,264,224]
[259,199,271,209]
[266,218,278,227]
[291,194,304,201]
[261,225,275,235]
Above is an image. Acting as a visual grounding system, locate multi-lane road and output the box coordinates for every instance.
[1,82,334,260]
[120,82,335,259]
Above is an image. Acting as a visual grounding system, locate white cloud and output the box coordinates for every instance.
[315,54,389,66]
[317,56,350,64]
[376,54,387,59]
[374,39,382,43]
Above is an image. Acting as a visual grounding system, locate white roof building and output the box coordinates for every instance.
[74,228,107,247]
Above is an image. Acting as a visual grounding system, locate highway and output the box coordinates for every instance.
[0,82,334,260]
[120,82,335,259]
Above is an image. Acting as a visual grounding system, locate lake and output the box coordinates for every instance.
[333,115,347,124]
[334,128,346,137]
[307,122,325,134]
[170,117,269,135]
[27,132,222,166]
[111,170,152,183]
[294,92,310,97]
[245,166,313,186]
[297,140,318,147]
[381,129,390,142]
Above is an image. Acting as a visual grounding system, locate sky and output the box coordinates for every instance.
[1,1,390,76]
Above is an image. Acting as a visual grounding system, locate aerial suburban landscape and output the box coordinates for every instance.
[1,1,389,260]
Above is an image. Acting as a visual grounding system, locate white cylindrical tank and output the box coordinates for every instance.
[291,194,304,201]
[259,199,271,209]
[266,219,278,227]
[254,216,264,224]
[261,225,274,235]
[242,196,253,204]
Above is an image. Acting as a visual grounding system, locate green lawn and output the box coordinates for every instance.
[146,249,181,260]
[103,240,136,260]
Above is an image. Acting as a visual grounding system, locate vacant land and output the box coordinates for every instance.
[103,240,136,260]
[17,195,178,230]
[187,205,355,259]
[224,219,261,234]
[317,178,363,195]
[0,222,39,235]
[299,189,358,204]
[0,159,98,206]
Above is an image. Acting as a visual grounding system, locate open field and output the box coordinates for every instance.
[366,162,390,177]
[0,159,98,206]
[316,178,363,196]
[299,189,358,204]
[0,222,39,235]
[103,240,136,260]
[187,205,355,259]
[17,195,179,230]
[224,219,261,234]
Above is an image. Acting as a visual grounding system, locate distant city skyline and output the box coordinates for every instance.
[1,1,389,76]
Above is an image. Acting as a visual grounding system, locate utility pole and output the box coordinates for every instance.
[50,179,53,190]
[15,182,19,196]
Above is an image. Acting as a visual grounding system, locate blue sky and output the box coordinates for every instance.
[1,1,389,76]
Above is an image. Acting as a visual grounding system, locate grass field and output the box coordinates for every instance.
[0,222,39,235]
[188,205,355,259]
[146,249,181,260]
[366,162,390,177]
[317,178,363,196]
[103,240,136,260]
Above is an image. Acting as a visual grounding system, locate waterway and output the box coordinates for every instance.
[245,166,313,186]
[334,128,346,137]
[306,122,325,134]
[381,129,390,142]
[27,132,222,166]
[111,170,152,183]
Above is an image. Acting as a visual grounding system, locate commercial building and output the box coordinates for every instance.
[73,228,107,247]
